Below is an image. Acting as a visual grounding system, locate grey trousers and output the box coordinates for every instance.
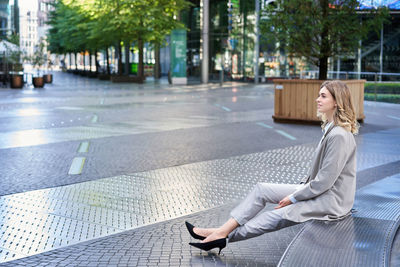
[228,183,301,242]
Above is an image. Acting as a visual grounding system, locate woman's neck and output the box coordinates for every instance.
[326,112,334,123]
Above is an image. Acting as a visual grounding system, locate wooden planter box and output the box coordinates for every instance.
[273,79,365,123]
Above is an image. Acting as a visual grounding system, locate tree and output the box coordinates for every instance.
[48,0,189,79]
[47,1,91,70]
[261,0,389,80]
[26,38,47,76]
[91,0,189,79]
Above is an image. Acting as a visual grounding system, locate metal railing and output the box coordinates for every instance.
[300,70,400,82]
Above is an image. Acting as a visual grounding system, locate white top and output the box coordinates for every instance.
[318,121,333,146]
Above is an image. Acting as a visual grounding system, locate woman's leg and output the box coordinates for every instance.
[228,207,298,242]
[198,183,300,242]
[201,218,239,242]
[230,183,299,225]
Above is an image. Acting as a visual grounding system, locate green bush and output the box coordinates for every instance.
[365,83,400,94]
[365,93,400,104]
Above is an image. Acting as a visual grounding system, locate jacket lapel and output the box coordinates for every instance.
[303,125,336,184]
[321,124,336,144]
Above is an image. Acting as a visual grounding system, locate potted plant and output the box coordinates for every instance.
[4,38,24,89]
[44,59,53,83]
[10,62,23,88]
[261,0,388,123]
[9,52,24,89]
[29,39,47,88]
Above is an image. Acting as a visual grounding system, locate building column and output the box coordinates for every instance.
[201,0,209,83]
[254,0,260,84]
[336,58,340,79]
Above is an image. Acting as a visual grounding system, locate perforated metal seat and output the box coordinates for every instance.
[278,173,400,267]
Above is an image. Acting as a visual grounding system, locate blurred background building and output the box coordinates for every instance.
[0,0,19,38]
[179,0,400,81]
[155,0,400,82]
[8,0,400,81]
[19,0,53,57]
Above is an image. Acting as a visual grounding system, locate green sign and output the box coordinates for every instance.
[130,63,138,74]
[170,29,187,78]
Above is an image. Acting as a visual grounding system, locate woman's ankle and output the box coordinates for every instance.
[194,227,217,237]
[215,229,229,238]
[202,230,228,243]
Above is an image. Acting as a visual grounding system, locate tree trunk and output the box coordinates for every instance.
[89,51,92,72]
[124,42,130,75]
[318,57,328,80]
[83,52,86,72]
[75,52,78,70]
[117,41,123,75]
[318,0,330,80]
[138,38,144,80]
[69,53,72,70]
[154,43,161,79]
[106,47,110,75]
[95,50,99,74]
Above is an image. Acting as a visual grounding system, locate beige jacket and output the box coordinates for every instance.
[282,125,357,223]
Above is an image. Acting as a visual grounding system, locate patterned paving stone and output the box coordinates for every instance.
[0,143,314,262]
[0,202,304,267]
[0,127,399,263]
[0,72,399,265]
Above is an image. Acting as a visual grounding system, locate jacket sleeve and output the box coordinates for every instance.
[292,133,350,201]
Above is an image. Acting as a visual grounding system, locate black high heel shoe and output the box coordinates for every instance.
[189,238,227,255]
[185,221,206,240]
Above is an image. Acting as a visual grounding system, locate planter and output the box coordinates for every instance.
[10,74,23,89]
[33,77,45,88]
[87,72,98,78]
[44,74,53,83]
[98,73,110,80]
[273,79,365,124]
[111,75,144,83]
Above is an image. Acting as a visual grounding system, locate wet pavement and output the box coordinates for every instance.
[0,72,399,266]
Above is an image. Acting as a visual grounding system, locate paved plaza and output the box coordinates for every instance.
[0,72,399,266]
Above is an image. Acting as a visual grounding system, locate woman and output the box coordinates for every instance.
[186,80,359,254]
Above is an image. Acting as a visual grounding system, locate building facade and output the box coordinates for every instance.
[19,0,53,57]
[19,9,37,56]
[173,0,400,81]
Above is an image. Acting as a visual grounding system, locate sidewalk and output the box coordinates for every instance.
[0,72,399,266]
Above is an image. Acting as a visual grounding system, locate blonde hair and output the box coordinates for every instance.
[319,80,359,135]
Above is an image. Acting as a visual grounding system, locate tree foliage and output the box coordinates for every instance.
[47,0,189,77]
[261,0,389,80]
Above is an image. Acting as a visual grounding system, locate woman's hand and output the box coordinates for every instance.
[275,196,292,209]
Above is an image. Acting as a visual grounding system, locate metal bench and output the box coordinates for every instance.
[278,173,400,267]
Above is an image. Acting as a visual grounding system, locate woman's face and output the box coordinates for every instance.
[316,86,336,114]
